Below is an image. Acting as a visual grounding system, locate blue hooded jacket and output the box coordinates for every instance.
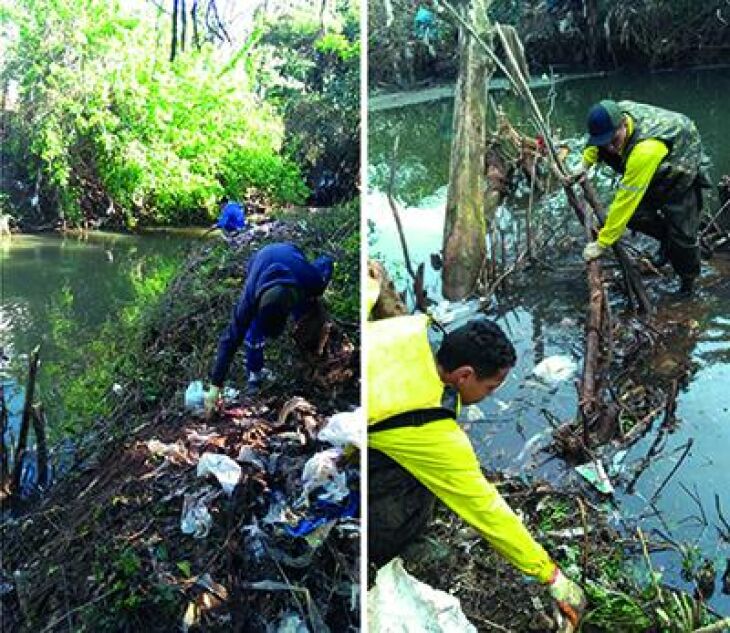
[210,243,334,386]
[216,202,246,232]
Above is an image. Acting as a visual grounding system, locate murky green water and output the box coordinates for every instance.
[368,68,730,614]
[369,67,730,204]
[0,230,198,478]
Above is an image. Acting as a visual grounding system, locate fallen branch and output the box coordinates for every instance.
[386,135,416,281]
[714,493,730,542]
[11,345,41,507]
[649,439,694,506]
[31,405,48,490]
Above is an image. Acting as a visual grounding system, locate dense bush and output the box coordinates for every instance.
[0,0,309,228]
[256,4,361,205]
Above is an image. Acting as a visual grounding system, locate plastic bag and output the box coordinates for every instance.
[273,611,309,633]
[299,448,348,505]
[197,453,242,496]
[181,487,219,538]
[368,558,477,632]
[317,408,363,448]
[184,380,205,411]
[532,355,577,384]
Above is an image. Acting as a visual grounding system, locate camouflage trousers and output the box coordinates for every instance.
[629,176,704,278]
[368,448,435,568]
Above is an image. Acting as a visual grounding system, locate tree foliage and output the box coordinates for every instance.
[0,0,309,228]
[255,2,361,205]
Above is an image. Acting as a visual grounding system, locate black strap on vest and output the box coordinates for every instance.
[368,407,456,434]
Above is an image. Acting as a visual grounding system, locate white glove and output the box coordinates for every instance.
[583,241,605,262]
[203,385,220,414]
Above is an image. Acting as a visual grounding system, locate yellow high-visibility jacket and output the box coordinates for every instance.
[582,115,669,247]
[367,314,556,582]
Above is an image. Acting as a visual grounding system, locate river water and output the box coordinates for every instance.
[1,230,197,486]
[368,68,730,614]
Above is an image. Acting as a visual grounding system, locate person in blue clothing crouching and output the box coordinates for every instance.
[214,199,246,237]
[204,242,334,410]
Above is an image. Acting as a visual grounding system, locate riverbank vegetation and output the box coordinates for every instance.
[1,202,360,631]
[368,0,730,89]
[0,0,359,229]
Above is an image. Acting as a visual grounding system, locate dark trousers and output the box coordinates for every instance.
[368,448,435,568]
[628,178,703,278]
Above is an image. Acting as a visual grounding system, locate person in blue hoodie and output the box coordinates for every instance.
[215,200,246,234]
[204,242,334,410]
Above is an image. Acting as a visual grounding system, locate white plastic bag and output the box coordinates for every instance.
[368,558,477,632]
[181,487,219,538]
[318,408,363,448]
[197,453,242,496]
[532,355,577,384]
[299,448,348,504]
[273,611,310,633]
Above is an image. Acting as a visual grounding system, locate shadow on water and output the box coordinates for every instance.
[368,68,730,614]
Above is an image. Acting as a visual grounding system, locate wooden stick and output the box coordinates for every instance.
[386,136,417,281]
[0,383,8,483]
[31,405,48,490]
[580,180,652,314]
[577,497,589,584]
[649,439,694,505]
[11,345,41,506]
[526,154,536,259]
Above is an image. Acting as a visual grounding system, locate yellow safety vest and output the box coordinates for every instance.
[367,314,557,583]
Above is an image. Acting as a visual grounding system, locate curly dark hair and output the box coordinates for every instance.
[436,318,517,379]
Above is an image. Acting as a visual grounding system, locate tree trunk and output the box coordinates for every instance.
[442,0,493,300]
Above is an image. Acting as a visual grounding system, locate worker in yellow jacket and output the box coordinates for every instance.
[367,293,586,625]
[580,99,709,297]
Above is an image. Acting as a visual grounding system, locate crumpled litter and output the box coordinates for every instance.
[186,428,223,447]
[242,519,267,562]
[429,299,483,326]
[196,452,241,496]
[575,460,614,494]
[262,491,294,525]
[298,448,348,505]
[368,558,477,632]
[237,445,266,470]
[532,355,578,384]
[147,439,190,464]
[287,491,358,538]
[317,408,363,448]
[222,386,239,401]
[273,611,309,633]
[181,487,219,538]
[184,380,205,411]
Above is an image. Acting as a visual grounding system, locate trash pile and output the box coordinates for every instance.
[2,397,361,632]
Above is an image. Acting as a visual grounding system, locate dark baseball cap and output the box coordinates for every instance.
[586,100,623,147]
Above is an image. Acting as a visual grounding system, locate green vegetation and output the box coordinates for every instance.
[43,254,178,437]
[39,203,358,441]
[1,0,359,228]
